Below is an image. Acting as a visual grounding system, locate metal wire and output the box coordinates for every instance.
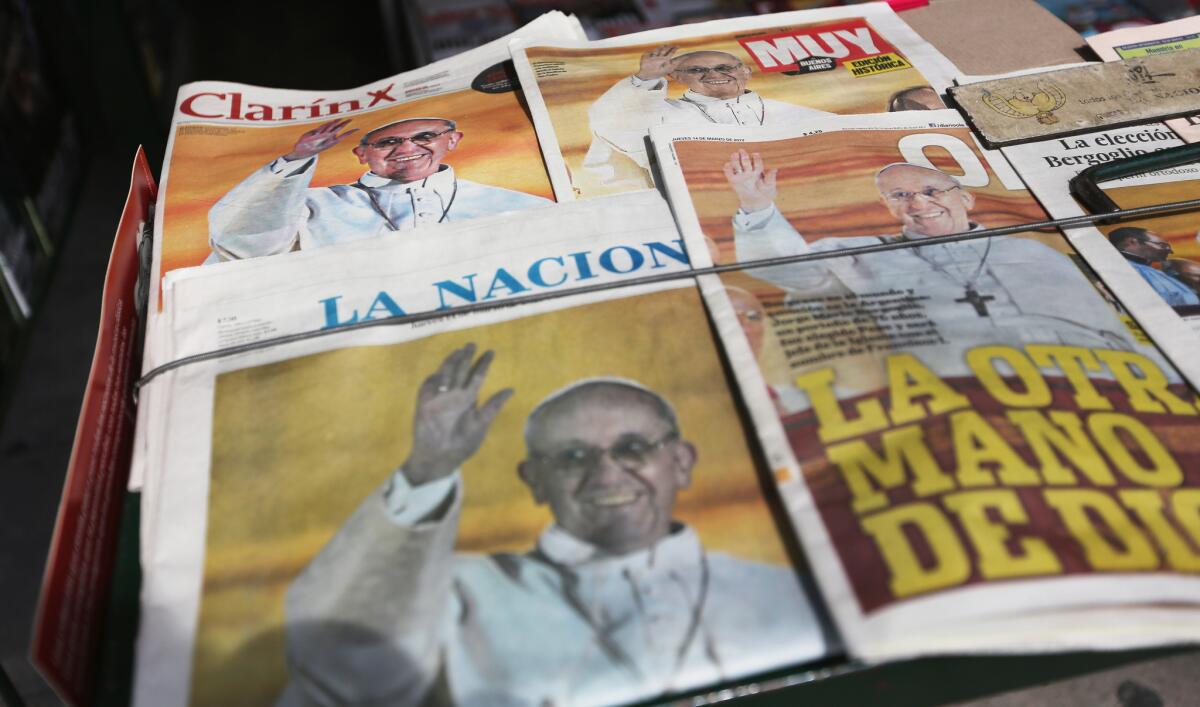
[135,195,1200,389]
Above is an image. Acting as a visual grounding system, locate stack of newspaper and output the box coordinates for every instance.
[128,5,1200,706]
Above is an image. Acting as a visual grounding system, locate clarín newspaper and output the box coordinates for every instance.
[129,13,584,497]
[652,111,1200,660]
[144,12,584,372]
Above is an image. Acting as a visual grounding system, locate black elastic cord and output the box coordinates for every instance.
[135,196,1200,389]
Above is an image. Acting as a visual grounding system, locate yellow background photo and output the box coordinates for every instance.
[190,287,800,706]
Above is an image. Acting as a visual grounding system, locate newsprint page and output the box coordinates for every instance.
[1002,117,1200,336]
[132,192,697,552]
[653,111,1200,661]
[510,2,958,200]
[144,12,584,371]
[129,12,584,502]
[131,237,835,705]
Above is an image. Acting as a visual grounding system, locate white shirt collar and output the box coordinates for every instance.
[358,163,457,192]
[681,89,758,106]
[901,221,985,240]
[537,522,704,576]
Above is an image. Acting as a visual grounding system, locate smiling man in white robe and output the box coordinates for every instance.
[206,117,551,262]
[584,47,830,188]
[724,150,1143,377]
[280,343,828,707]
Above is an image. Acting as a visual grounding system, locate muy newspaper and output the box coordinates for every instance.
[145,11,583,372]
[131,193,836,707]
[510,2,960,201]
[651,111,1200,660]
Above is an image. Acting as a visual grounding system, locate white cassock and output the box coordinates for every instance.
[585,76,830,187]
[206,157,552,262]
[280,470,828,707]
[732,204,1150,379]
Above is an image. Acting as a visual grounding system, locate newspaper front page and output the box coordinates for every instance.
[131,271,836,705]
[510,2,959,201]
[145,12,584,371]
[652,111,1200,660]
[134,192,694,557]
[1000,115,1200,338]
[129,12,584,500]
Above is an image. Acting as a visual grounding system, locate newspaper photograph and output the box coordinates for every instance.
[132,192,691,560]
[1001,120,1200,338]
[143,12,583,373]
[131,281,834,707]
[652,112,1200,659]
[1086,17,1200,144]
[510,3,959,201]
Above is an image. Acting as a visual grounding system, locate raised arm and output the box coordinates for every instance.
[208,119,358,261]
[725,150,848,294]
[726,150,810,261]
[587,46,681,170]
[282,343,512,706]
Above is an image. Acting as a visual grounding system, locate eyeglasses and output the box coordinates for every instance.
[362,128,454,150]
[676,64,744,76]
[532,432,678,476]
[883,185,962,203]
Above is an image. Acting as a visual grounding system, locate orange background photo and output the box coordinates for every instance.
[673,126,1052,264]
[161,88,554,277]
[526,17,945,198]
[674,127,1055,395]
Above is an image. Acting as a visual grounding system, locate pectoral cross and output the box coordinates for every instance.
[956,286,995,317]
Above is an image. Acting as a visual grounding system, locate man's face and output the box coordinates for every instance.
[878,166,975,238]
[1122,230,1173,263]
[519,387,696,556]
[352,119,461,182]
[671,53,751,100]
[894,86,943,111]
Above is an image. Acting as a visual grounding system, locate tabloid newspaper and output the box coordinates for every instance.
[144,12,583,372]
[128,12,584,501]
[982,65,1200,340]
[129,194,837,706]
[509,2,959,201]
[1086,17,1200,144]
[651,111,1200,660]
